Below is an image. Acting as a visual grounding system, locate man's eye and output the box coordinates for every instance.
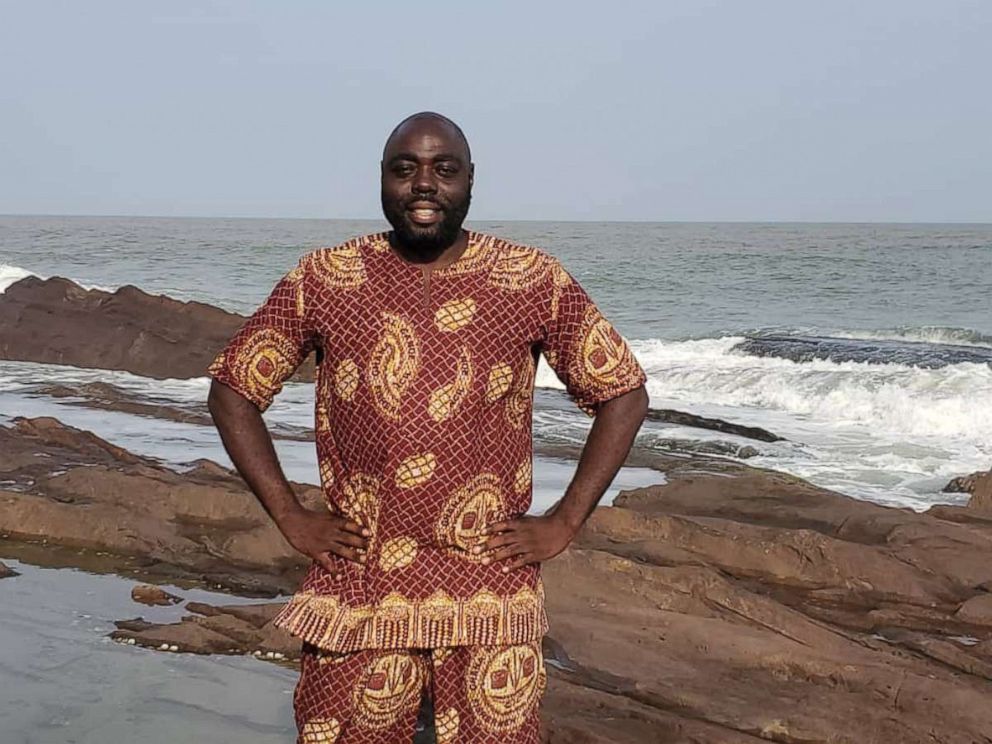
[392,164,415,177]
[436,165,457,177]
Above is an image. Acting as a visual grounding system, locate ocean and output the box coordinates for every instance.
[2,215,991,511]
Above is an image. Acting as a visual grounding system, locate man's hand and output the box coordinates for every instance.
[278,507,369,576]
[474,514,577,572]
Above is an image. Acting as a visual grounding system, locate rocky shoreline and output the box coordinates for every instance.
[4,274,992,742]
[3,416,992,742]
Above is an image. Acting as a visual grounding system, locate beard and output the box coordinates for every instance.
[382,189,472,259]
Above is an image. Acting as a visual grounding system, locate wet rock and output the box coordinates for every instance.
[0,560,17,578]
[0,276,315,380]
[644,407,783,442]
[131,584,182,606]
[943,470,987,494]
[9,415,992,742]
[968,472,992,513]
[0,417,315,595]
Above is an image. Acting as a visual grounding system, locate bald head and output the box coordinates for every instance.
[382,112,471,163]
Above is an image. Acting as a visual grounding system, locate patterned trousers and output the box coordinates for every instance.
[294,641,545,744]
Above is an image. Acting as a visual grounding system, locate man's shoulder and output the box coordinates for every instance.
[299,232,389,266]
[472,231,561,268]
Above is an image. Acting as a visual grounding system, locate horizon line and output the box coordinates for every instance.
[2,212,991,226]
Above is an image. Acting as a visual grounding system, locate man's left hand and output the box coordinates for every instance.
[474,514,577,572]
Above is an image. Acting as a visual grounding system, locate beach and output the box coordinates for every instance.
[2,216,992,743]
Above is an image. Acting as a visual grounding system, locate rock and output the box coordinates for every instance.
[956,594,992,626]
[968,472,992,513]
[0,560,17,578]
[0,417,317,595]
[644,408,783,442]
[944,471,985,494]
[0,276,315,380]
[130,584,182,606]
[9,415,992,742]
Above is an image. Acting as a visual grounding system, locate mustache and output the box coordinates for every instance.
[405,196,446,210]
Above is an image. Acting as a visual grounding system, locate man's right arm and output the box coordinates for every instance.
[207,379,368,575]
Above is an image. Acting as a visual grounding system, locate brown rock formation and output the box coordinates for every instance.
[0,416,312,595]
[0,560,17,578]
[131,583,182,606]
[0,276,315,380]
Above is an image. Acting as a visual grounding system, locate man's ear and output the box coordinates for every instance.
[469,163,475,188]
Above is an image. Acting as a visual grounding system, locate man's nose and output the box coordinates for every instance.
[412,165,437,194]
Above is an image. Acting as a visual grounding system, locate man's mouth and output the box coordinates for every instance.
[406,202,443,226]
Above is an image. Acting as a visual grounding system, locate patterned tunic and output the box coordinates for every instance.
[208,230,646,653]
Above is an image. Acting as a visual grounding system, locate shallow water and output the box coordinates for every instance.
[0,558,298,744]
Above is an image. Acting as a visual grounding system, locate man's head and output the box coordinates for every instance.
[380,112,474,257]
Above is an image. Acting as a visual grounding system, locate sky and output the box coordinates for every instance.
[1,0,990,222]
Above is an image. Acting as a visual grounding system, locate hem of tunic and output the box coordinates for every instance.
[273,584,549,653]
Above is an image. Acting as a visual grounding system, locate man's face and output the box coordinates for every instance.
[381,120,473,255]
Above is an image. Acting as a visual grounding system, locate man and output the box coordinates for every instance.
[207,112,648,744]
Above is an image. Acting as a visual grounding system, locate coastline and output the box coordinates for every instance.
[3,273,992,742]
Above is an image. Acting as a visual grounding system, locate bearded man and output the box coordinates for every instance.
[207,112,648,743]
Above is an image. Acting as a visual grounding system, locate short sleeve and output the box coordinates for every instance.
[540,259,646,416]
[207,261,317,411]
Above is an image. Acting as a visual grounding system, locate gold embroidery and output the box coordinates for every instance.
[353,653,424,731]
[436,473,506,561]
[435,708,460,744]
[369,312,420,420]
[513,459,532,496]
[340,473,381,535]
[488,246,552,290]
[274,586,546,653]
[505,353,535,429]
[485,362,514,403]
[334,358,359,401]
[550,261,571,322]
[395,452,437,489]
[467,643,546,734]
[434,297,477,332]
[309,243,367,289]
[573,305,639,392]
[300,718,341,743]
[428,347,473,422]
[379,536,418,571]
[222,327,298,407]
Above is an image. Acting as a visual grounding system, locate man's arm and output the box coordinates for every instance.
[207,379,368,575]
[478,384,649,571]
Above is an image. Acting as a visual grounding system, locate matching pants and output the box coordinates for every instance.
[294,641,546,744]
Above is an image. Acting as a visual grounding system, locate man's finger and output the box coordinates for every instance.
[328,543,365,564]
[484,520,516,535]
[503,555,535,572]
[337,519,371,538]
[475,534,513,553]
[482,545,523,565]
[332,532,368,549]
[315,552,338,578]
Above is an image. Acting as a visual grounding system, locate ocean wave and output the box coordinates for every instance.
[0,263,118,295]
[537,336,992,441]
[0,264,36,293]
[832,326,992,348]
[733,334,992,368]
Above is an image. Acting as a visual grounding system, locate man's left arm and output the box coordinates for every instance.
[478,384,648,571]
[478,256,650,570]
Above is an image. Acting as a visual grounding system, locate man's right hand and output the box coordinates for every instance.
[278,507,369,576]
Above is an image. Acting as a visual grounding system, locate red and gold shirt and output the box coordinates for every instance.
[208,231,646,652]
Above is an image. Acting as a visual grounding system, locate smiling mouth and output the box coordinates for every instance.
[407,205,443,225]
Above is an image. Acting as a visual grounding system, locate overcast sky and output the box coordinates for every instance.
[1,0,989,221]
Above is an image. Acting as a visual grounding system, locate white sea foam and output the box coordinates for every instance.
[536,336,992,510]
[0,264,37,293]
[0,263,117,294]
[831,326,992,348]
